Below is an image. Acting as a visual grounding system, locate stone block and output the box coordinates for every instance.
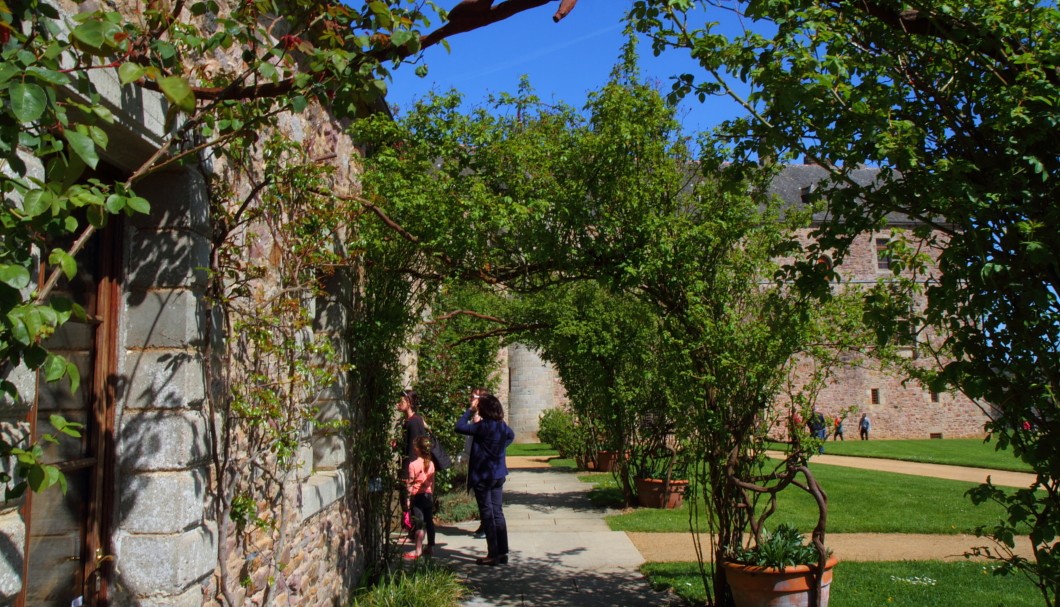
[125,352,206,411]
[116,524,216,597]
[120,469,208,534]
[315,401,350,425]
[128,228,210,290]
[78,67,169,174]
[296,444,314,481]
[128,167,210,233]
[311,434,346,471]
[0,365,35,412]
[0,512,25,600]
[126,584,204,607]
[119,411,210,472]
[125,289,206,350]
[313,296,347,333]
[300,471,346,522]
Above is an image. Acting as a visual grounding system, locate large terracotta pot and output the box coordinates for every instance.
[594,450,621,472]
[634,477,688,509]
[721,556,838,607]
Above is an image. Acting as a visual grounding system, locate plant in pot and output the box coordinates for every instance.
[631,443,689,509]
[722,524,837,607]
[623,402,690,509]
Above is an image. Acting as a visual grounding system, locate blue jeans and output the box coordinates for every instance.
[473,477,508,558]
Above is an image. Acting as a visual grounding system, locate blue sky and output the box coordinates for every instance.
[385,1,748,136]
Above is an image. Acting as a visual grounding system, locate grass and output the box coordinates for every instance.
[350,561,466,607]
[505,442,579,470]
[642,560,1041,606]
[435,487,478,523]
[592,464,1018,534]
[506,443,560,457]
[817,438,1032,472]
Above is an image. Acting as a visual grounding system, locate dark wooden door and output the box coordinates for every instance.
[20,218,121,607]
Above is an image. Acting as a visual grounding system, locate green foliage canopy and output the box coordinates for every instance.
[631,0,1060,602]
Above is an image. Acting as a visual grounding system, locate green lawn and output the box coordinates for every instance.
[642,560,1041,607]
[594,464,1018,534]
[818,438,1032,472]
[506,443,560,457]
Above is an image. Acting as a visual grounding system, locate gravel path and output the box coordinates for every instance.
[506,453,1037,562]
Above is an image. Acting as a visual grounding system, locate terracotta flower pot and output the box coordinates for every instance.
[594,450,621,472]
[634,477,689,509]
[721,556,838,607]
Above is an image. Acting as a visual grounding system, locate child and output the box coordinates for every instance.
[403,435,436,559]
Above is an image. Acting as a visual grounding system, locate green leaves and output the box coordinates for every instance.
[9,83,47,122]
[118,62,145,85]
[63,129,99,169]
[0,265,30,290]
[158,76,195,112]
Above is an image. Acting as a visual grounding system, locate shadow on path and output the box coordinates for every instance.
[424,466,680,607]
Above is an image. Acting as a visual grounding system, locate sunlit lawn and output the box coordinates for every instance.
[641,560,1041,607]
[818,438,1032,472]
[591,464,1017,534]
[506,443,560,457]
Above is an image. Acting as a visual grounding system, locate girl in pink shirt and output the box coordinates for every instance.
[404,435,436,559]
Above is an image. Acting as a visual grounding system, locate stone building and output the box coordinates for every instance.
[0,7,363,607]
[502,163,994,441]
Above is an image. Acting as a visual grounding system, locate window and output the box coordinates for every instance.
[875,238,892,271]
[870,388,881,405]
[930,391,940,403]
[800,185,813,205]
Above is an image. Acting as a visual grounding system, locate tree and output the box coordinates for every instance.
[355,38,869,605]
[0,0,586,600]
[632,0,1060,603]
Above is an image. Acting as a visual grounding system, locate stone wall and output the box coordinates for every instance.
[506,345,560,443]
[1,4,369,605]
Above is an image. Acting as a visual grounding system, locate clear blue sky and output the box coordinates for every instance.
[385,1,749,136]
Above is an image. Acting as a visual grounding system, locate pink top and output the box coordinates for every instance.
[407,457,435,495]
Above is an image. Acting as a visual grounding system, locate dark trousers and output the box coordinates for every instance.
[860,428,869,440]
[474,477,508,558]
[410,492,436,546]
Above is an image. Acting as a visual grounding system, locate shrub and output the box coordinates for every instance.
[537,408,591,465]
[350,562,466,607]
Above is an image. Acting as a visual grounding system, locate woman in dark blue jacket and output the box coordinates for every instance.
[456,393,515,566]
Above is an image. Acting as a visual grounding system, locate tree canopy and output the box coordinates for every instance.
[632,0,1060,602]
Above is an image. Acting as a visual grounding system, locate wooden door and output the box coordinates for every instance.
[20,217,121,607]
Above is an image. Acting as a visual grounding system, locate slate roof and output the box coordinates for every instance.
[768,163,917,226]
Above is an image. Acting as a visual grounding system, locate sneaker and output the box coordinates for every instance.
[402,551,420,560]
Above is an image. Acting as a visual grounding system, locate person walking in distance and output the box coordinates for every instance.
[859,413,871,440]
[402,435,437,559]
[456,393,515,566]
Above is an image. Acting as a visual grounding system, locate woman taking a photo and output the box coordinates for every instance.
[456,393,515,566]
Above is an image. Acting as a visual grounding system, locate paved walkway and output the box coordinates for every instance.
[432,463,678,606]
[424,454,1036,606]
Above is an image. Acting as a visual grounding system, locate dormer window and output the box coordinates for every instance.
[800,185,813,205]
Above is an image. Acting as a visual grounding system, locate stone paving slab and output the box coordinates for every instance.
[421,467,677,607]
